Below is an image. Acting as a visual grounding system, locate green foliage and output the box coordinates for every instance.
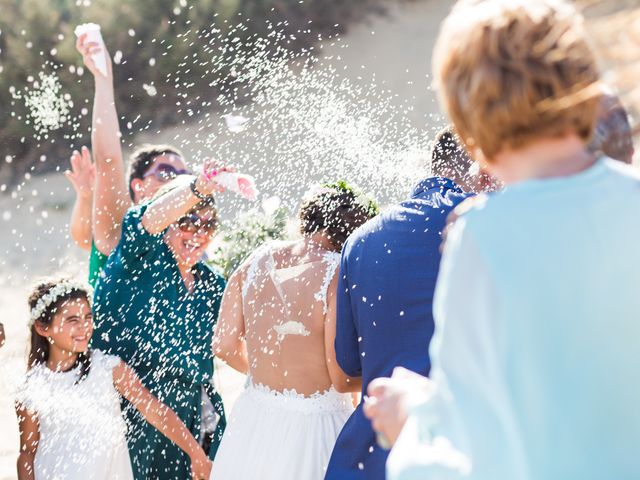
[0,0,393,183]
[209,202,290,278]
[322,179,380,217]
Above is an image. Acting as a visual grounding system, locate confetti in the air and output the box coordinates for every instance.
[223,113,250,133]
[12,71,72,139]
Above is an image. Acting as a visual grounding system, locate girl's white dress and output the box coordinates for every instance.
[15,349,134,480]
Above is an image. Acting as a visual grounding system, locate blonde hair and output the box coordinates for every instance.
[433,0,601,160]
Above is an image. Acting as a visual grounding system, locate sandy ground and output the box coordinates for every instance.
[0,1,450,477]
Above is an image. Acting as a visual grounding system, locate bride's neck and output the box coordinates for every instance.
[302,233,334,253]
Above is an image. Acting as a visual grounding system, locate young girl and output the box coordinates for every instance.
[15,279,212,480]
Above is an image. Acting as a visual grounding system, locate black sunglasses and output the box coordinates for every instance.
[177,212,217,233]
[143,163,191,182]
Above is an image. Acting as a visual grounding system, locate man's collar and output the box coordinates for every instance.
[411,177,463,198]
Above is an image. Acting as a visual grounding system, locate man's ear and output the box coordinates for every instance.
[130,178,144,202]
[130,178,144,193]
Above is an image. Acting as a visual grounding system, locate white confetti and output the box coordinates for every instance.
[223,113,249,133]
[142,83,157,97]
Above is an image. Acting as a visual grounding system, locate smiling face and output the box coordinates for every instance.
[164,204,218,268]
[35,297,94,354]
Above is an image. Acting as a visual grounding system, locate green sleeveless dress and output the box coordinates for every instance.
[88,241,108,287]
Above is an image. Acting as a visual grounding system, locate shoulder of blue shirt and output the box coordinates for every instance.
[341,176,474,252]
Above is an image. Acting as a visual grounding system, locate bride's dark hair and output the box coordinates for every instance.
[27,279,92,383]
[298,181,379,251]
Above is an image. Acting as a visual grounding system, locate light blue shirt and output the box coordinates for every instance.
[388,158,640,480]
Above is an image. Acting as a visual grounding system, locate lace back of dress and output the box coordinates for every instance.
[241,242,341,396]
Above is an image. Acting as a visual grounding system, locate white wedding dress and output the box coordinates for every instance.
[212,242,354,480]
[15,350,133,480]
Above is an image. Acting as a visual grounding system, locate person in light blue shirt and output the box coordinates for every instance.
[384,157,640,480]
[365,1,640,479]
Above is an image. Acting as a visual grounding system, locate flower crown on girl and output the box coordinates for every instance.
[29,280,93,327]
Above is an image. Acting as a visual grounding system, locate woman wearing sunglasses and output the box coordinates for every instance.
[91,162,230,480]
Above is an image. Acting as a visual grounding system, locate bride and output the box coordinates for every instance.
[212,182,378,479]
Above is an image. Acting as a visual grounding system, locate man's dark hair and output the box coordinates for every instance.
[127,144,183,199]
[298,181,379,252]
[430,126,474,182]
[589,93,634,164]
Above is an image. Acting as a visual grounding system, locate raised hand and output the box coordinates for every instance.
[65,146,96,199]
[194,159,236,196]
[75,32,113,79]
[364,367,433,448]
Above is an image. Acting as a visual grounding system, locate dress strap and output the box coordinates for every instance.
[202,382,226,459]
[242,242,272,300]
[314,252,341,314]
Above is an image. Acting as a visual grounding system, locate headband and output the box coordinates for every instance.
[29,281,93,327]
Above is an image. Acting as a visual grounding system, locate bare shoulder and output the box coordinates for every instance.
[111,359,131,384]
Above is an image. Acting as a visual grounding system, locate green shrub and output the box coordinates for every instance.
[0,0,395,184]
[209,198,291,278]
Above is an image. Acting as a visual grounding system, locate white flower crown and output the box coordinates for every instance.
[29,281,93,327]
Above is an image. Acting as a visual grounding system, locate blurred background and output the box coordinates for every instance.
[0,1,638,478]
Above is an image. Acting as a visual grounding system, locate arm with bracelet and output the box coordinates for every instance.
[141,160,228,235]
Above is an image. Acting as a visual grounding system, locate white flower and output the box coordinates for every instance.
[29,281,92,327]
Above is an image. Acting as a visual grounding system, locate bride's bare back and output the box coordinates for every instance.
[215,240,343,396]
[243,241,339,395]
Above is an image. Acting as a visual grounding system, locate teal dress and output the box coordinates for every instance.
[92,203,226,479]
[88,240,108,288]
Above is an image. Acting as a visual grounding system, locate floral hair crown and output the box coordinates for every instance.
[321,180,380,217]
[29,280,93,327]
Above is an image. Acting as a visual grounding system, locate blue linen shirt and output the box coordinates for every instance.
[387,158,640,480]
[325,177,471,480]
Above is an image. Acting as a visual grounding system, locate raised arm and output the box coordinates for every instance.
[65,147,95,252]
[112,361,212,480]
[212,267,249,374]
[141,162,227,234]
[325,268,362,393]
[15,404,39,480]
[76,33,130,256]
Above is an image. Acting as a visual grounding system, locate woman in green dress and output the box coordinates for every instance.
[92,165,229,479]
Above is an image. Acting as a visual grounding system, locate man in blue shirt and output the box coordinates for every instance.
[325,128,488,480]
